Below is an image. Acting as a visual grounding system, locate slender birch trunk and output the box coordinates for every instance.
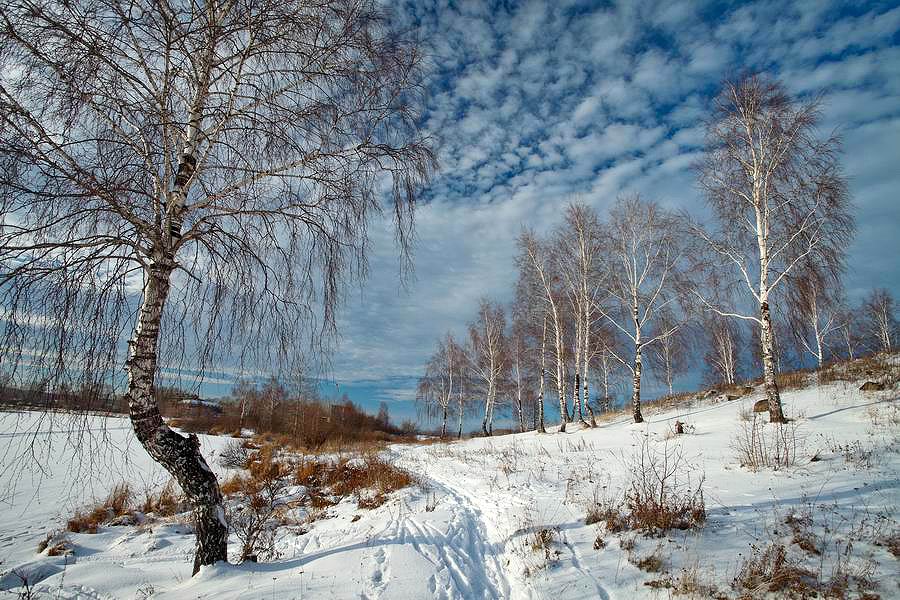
[457,390,464,439]
[537,315,547,433]
[126,263,227,574]
[552,306,568,433]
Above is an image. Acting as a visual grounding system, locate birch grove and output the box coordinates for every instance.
[0,0,433,572]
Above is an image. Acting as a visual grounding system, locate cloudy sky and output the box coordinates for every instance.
[234,0,900,425]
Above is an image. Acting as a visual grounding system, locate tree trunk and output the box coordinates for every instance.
[573,372,586,425]
[632,347,644,423]
[760,301,786,423]
[125,263,227,575]
[457,393,464,439]
[537,316,547,433]
[441,405,448,439]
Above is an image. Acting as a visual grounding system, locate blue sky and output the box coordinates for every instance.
[196,0,900,427]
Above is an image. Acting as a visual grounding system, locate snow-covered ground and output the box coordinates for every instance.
[1,379,898,599]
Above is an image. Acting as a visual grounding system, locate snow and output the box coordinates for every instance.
[1,380,898,599]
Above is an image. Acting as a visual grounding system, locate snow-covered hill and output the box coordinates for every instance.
[1,378,898,599]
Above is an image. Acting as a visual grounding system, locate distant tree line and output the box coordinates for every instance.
[417,74,896,437]
[0,376,414,450]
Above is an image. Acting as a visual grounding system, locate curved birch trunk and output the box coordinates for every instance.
[125,263,227,574]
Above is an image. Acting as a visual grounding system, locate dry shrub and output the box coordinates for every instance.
[529,527,559,564]
[733,414,803,470]
[732,543,817,597]
[227,445,291,562]
[785,509,820,556]
[584,488,628,532]
[220,473,245,496]
[218,439,250,469]
[585,440,705,535]
[67,482,133,533]
[624,437,706,532]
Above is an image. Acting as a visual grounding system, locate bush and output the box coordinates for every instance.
[227,445,291,562]
[586,439,706,534]
[218,439,250,469]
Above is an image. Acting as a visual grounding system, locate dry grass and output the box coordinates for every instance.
[293,453,416,509]
[632,551,663,572]
[732,542,817,597]
[820,352,900,388]
[37,532,73,556]
[67,482,133,533]
[645,564,727,599]
[141,480,183,516]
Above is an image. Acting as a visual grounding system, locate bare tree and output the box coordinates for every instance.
[835,304,862,360]
[703,314,743,386]
[508,313,535,433]
[517,230,569,432]
[512,271,546,433]
[694,74,852,423]
[554,203,603,427]
[646,308,690,398]
[417,333,464,439]
[598,195,688,423]
[0,0,433,572]
[467,299,507,436]
[863,289,897,353]
[787,261,843,368]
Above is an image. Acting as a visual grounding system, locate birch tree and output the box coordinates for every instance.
[468,299,507,436]
[555,203,603,427]
[599,195,688,424]
[787,262,843,368]
[0,0,433,572]
[646,308,690,398]
[863,289,897,353]
[512,275,546,432]
[517,230,569,432]
[417,333,464,439]
[703,314,743,386]
[835,305,862,360]
[695,74,852,423]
